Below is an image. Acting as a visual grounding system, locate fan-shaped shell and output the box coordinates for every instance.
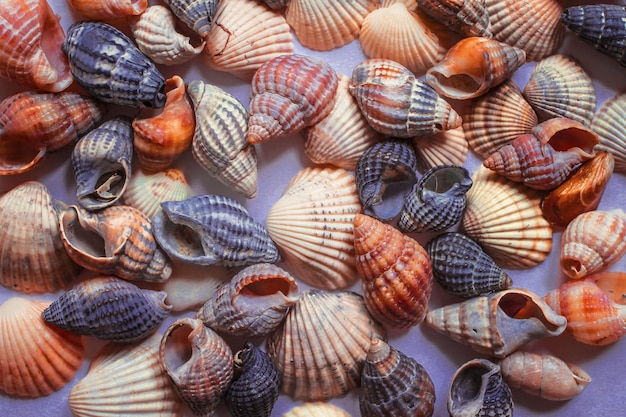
[162,0,219,39]
[67,0,146,19]
[283,403,352,417]
[592,91,626,173]
[416,0,492,37]
[412,126,469,173]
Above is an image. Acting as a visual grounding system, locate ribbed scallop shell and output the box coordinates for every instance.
[69,333,183,417]
[265,166,362,290]
[163,0,219,39]
[592,91,626,173]
[0,181,81,293]
[462,165,553,269]
[283,403,352,417]
[188,80,257,199]
[0,297,83,397]
[0,0,73,91]
[416,0,492,37]
[203,0,294,80]
[523,54,596,126]
[67,0,147,19]
[266,289,386,401]
[412,126,469,173]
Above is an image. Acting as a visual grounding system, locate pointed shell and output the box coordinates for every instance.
[67,0,147,19]
[282,403,352,417]
[412,126,469,172]
[416,0,492,37]
[162,0,219,39]
[592,91,626,173]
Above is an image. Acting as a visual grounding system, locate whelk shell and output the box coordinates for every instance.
[412,126,469,172]
[163,0,219,39]
[282,402,352,417]
[67,0,146,19]
[592,91,626,173]
[416,0,492,37]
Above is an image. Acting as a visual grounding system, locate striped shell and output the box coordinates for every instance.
[162,0,219,39]
[67,0,147,19]
[592,91,626,173]
[416,0,492,37]
[412,126,469,172]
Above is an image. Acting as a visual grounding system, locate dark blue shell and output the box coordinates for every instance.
[163,0,220,39]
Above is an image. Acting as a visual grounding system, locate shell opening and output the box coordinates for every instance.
[499,292,562,332]
[93,171,126,200]
[561,258,584,279]
[39,3,72,91]
[163,324,193,372]
[423,167,470,194]
[241,277,294,297]
[61,209,107,257]
[547,127,598,154]
[430,72,480,99]
[0,137,46,174]
[168,224,205,257]
[450,363,493,404]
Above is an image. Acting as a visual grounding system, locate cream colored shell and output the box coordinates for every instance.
[592,91,626,173]
[283,402,352,417]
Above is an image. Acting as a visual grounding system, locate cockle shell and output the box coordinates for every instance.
[43,276,171,343]
[283,403,352,417]
[59,204,173,282]
[67,0,146,19]
[360,338,436,417]
[265,166,361,290]
[247,54,339,144]
[499,351,591,400]
[0,0,72,92]
[196,263,299,338]
[0,297,83,397]
[153,194,281,267]
[163,0,219,39]
[0,181,81,293]
[448,359,513,417]
[266,289,386,401]
[559,209,626,280]
[416,0,492,37]
[159,317,234,416]
[69,333,183,417]
[426,232,512,298]
[426,37,526,100]
[188,80,257,199]
[412,126,469,172]
[63,21,166,108]
[425,288,567,358]
[350,58,462,138]
[71,116,133,211]
[592,91,626,173]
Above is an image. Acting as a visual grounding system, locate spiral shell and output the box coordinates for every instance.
[416,0,492,37]
[592,91,626,173]
[412,126,469,172]
[67,0,146,19]
[163,0,219,39]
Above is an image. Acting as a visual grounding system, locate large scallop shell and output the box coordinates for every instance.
[0,297,83,398]
[416,0,492,37]
[162,0,219,39]
[283,403,352,417]
[592,91,626,173]
[412,126,469,173]
[67,0,146,19]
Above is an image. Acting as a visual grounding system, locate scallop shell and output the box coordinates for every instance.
[461,165,553,269]
[416,0,492,37]
[265,166,361,290]
[0,0,73,91]
[247,54,339,144]
[203,0,295,80]
[282,403,352,417]
[69,333,183,417]
[162,0,219,39]
[0,181,81,293]
[0,297,83,397]
[412,126,469,172]
[67,0,147,19]
[592,91,626,173]
[266,289,386,401]
[188,80,257,199]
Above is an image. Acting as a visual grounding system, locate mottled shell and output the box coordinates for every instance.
[0,181,81,293]
[592,91,626,173]
[196,263,299,338]
[499,351,591,400]
[426,288,567,357]
[360,338,436,417]
[426,232,512,298]
[188,80,257,199]
[265,166,361,290]
[67,0,147,19]
[162,0,219,39]
[283,403,352,417]
[69,333,183,417]
[63,21,166,108]
[72,117,133,211]
[247,54,339,144]
[0,0,72,91]
[0,297,83,397]
[412,126,469,172]
[416,0,492,37]
[42,276,171,343]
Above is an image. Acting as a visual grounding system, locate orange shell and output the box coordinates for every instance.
[67,0,146,19]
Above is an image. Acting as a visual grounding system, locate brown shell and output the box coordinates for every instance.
[592,91,626,173]
[67,0,147,19]
[416,0,492,37]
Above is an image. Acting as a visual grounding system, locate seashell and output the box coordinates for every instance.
[462,165,553,269]
[121,168,194,219]
[247,54,339,144]
[261,0,288,10]
[69,333,183,417]
[266,289,386,401]
[129,5,205,66]
[355,139,418,221]
[153,194,281,267]
[265,166,361,290]
[303,73,383,170]
[0,181,81,293]
[425,37,526,100]
[412,126,469,173]
[203,0,294,80]
[398,164,472,233]
[283,402,352,417]
[416,0,492,37]
[559,209,626,280]
[63,21,166,108]
[162,263,232,312]
[499,350,591,400]
[349,58,462,138]
[188,80,257,199]
[448,358,513,417]
[133,75,195,172]
[0,0,72,92]
[43,276,171,343]
[163,0,219,39]
[71,117,133,211]
[541,151,615,227]
[523,54,596,126]
[464,79,538,159]
[59,204,173,282]
[360,338,436,417]
[592,91,626,173]
[285,0,376,51]
[67,0,146,19]
[0,297,83,397]
[159,317,234,416]
[425,287,567,358]
[483,117,599,190]
[224,342,281,417]
[426,232,513,298]
[561,5,626,67]
[196,263,299,338]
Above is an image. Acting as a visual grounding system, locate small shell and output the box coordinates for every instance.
[162,0,219,39]
[499,351,591,400]
[592,91,626,173]
[67,0,146,19]
[412,126,469,172]
[416,0,492,37]
[63,21,166,108]
[283,403,352,417]
[0,297,83,398]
